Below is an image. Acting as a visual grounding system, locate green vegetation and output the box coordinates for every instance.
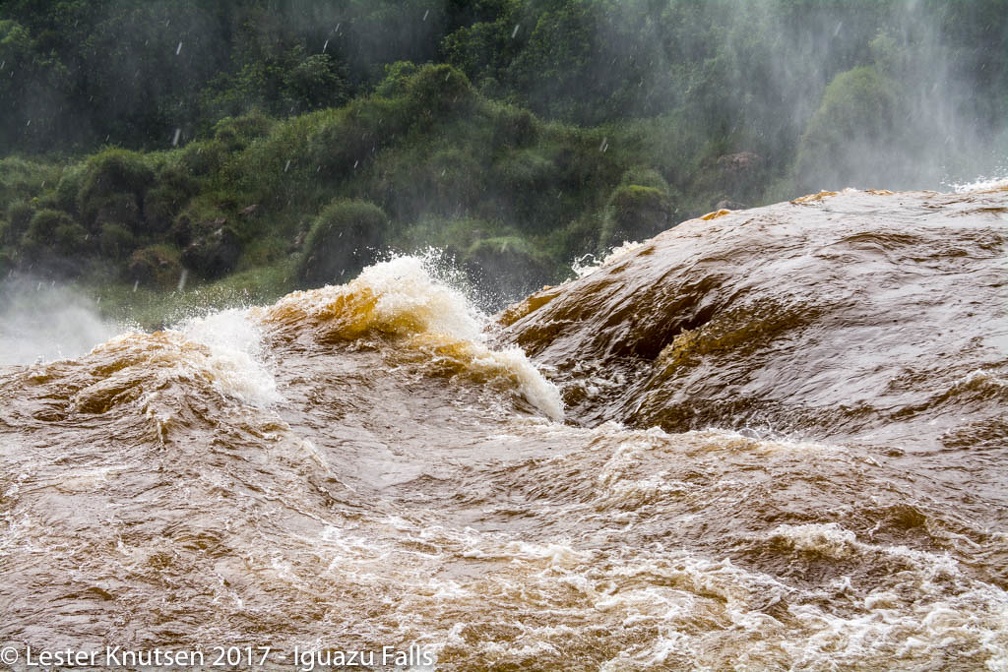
[0,0,1004,324]
[298,199,389,286]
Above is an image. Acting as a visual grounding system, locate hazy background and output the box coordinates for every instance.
[0,0,1005,362]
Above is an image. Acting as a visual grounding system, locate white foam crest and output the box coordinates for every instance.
[358,255,485,341]
[359,255,563,420]
[469,345,564,422]
[181,308,282,407]
[771,522,859,559]
[961,368,1008,388]
[570,240,646,279]
[950,174,1008,193]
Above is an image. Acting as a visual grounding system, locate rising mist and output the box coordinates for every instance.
[0,277,122,365]
[0,0,1004,324]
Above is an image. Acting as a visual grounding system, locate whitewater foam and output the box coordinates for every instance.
[570,240,647,279]
[950,175,1008,193]
[266,255,563,420]
[182,308,282,407]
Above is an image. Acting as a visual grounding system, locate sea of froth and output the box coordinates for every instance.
[1,413,1006,670]
[1,189,1007,670]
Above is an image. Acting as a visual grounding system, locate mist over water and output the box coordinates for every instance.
[0,277,122,366]
[591,0,1006,191]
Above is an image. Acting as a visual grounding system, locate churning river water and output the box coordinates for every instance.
[1,186,1006,671]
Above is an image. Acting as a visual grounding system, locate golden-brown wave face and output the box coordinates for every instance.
[500,188,1008,451]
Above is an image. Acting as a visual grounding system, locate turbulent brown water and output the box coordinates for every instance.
[1,187,1006,671]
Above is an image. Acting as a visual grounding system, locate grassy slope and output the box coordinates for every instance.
[0,65,787,327]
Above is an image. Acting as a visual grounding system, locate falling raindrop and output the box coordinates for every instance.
[172,128,181,146]
[176,41,183,55]
[423,9,429,21]
[284,159,291,172]
[512,24,520,38]
[599,137,609,152]
[353,160,359,169]
[322,39,329,52]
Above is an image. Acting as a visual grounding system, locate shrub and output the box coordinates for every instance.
[177,140,228,177]
[374,62,476,130]
[77,148,155,231]
[4,200,35,245]
[128,244,183,289]
[403,63,476,125]
[375,61,420,98]
[53,220,91,257]
[52,163,88,215]
[599,183,673,251]
[463,235,553,304]
[493,149,554,192]
[493,105,539,149]
[296,199,389,287]
[372,146,485,223]
[181,224,242,281]
[212,112,277,151]
[795,65,901,191]
[0,156,58,206]
[143,166,200,236]
[21,208,91,260]
[305,99,408,181]
[99,222,136,260]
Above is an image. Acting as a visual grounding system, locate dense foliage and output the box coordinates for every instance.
[0,0,1005,316]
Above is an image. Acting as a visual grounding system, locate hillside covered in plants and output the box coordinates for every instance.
[1,0,1005,318]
